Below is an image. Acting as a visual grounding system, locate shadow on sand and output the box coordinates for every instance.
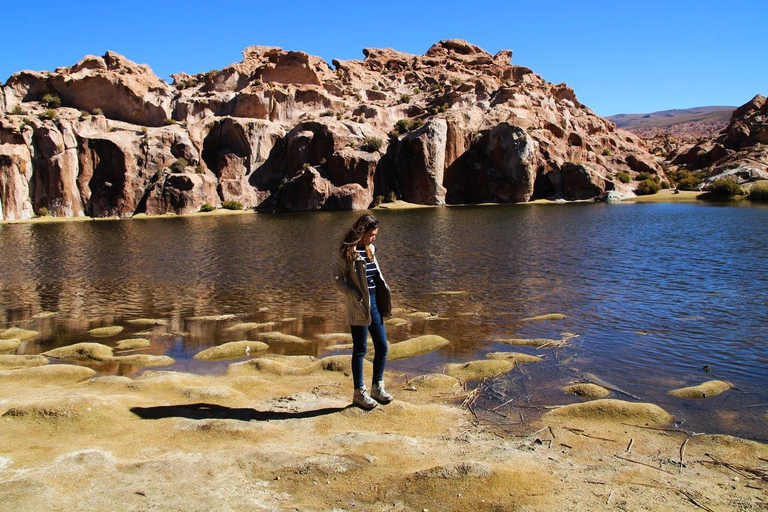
[130,402,351,422]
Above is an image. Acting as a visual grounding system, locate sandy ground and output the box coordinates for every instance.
[1,355,765,512]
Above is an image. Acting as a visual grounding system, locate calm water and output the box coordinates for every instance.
[1,203,767,440]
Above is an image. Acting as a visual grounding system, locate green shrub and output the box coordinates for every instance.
[164,118,178,125]
[141,126,148,136]
[747,181,768,201]
[399,94,411,104]
[636,179,662,195]
[616,172,631,184]
[371,195,385,207]
[199,203,216,212]
[661,181,671,189]
[601,148,612,156]
[169,157,188,172]
[320,110,335,117]
[195,165,205,174]
[11,105,26,115]
[360,137,383,153]
[42,94,61,108]
[92,108,103,116]
[38,109,58,121]
[221,200,243,210]
[667,169,703,190]
[635,171,658,182]
[707,179,742,197]
[387,191,397,202]
[36,207,50,217]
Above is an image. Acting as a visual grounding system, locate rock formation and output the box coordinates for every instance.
[1,40,661,220]
[664,95,768,187]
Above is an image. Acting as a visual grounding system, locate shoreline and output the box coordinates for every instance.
[0,191,719,227]
[0,356,764,510]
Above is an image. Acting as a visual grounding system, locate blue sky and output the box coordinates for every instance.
[2,0,765,116]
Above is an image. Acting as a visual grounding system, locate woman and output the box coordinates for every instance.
[332,214,393,410]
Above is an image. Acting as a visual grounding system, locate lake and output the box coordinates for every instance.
[1,202,767,441]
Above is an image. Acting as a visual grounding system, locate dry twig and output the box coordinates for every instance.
[679,438,689,473]
[626,438,634,453]
[614,454,673,475]
[677,490,716,512]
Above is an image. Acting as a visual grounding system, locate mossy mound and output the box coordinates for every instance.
[321,343,354,351]
[0,355,49,369]
[0,364,96,384]
[546,399,673,426]
[521,313,566,322]
[668,380,734,399]
[407,373,462,391]
[563,383,611,398]
[109,354,175,367]
[316,333,353,342]
[387,335,450,360]
[115,338,151,350]
[193,341,269,361]
[42,342,174,367]
[0,327,40,342]
[0,338,22,351]
[406,312,435,319]
[318,356,355,373]
[225,322,276,332]
[31,311,58,319]
[497,338,562,347]
[413,461,491,479]
[384,318,408,326]
[258,332,311,344]
[2,395,119,422]
[486,352,542,364]
[126,318,169,326]
[444,359,515,381]
[228,358,314,376]
[187,314,236,321]
[43,343,114,361]
[88,326,124,337]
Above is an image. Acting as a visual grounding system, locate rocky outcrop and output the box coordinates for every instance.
[665,95,768,187]
[1,41,662,220]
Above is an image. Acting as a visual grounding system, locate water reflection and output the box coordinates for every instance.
[1,203,767,440]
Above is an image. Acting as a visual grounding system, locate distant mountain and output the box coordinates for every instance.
[608,106,735,142]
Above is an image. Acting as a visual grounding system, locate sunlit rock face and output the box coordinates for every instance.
[0,40,661,218]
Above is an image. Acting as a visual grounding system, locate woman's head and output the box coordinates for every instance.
[338,214,380,260]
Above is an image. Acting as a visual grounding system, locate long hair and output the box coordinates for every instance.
[337,214,379,261]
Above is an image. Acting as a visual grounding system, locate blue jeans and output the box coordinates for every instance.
[351,289,388,389]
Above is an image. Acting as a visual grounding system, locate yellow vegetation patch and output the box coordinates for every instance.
[321,343,353,351]
[384,317,407,326]
[2,395,121,423]
[43,343,115,361]
[115,338,151,350]
[31,311,58,319]
[407,373,462,391]
[0,327,40,342]
[563,383,611,398]
[258,332,311,344]
[497,338,562,347]
[43,342,173,367]
[109,354,175,367]
[126,318,169,326]
[0,338,22,351]
[486,352,542,364]
[668,380,734,399]
[444,359,515,381]
[521,313,566,322]
[546,399,673,426]
[0,355,49,369]
[406,311,435,319]
[193,341,269,361]
[88,326,124,337]
[225,322,276,332]
[186,314,236,321]
[316,333,353,342]
[387,335,450,360]
[0,364,96,384]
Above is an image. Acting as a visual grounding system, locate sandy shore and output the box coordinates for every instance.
[0,354,765,511]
